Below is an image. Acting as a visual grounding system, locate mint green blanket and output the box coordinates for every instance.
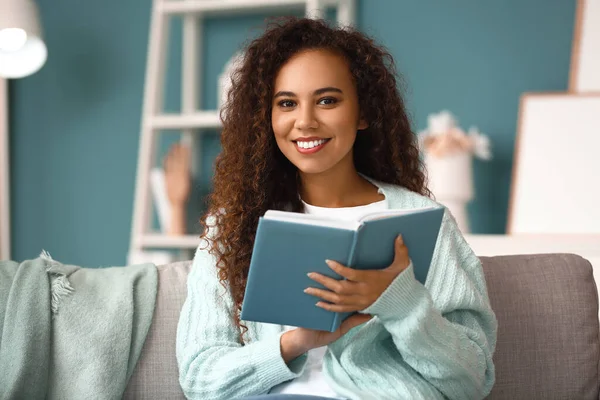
[0,251,157,399]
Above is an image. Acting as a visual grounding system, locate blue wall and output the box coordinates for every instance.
[9,0,576,265]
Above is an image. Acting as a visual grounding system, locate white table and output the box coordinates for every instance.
[464,234,599,259]
[465,233,600,276]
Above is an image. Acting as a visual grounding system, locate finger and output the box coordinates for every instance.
[304,287,359,304]
[316,301,364,313]
[325,260,366,282]
[307,272,354,294]
[390,235,410,270]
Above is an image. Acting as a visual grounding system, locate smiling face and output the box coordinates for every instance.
[271,49,368,177]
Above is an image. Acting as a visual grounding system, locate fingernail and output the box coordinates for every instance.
[307,272,315,278]
[325,259,333,267]
[397,235,403,244]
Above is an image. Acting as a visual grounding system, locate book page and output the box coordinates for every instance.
[359,206,438,222]
[263,210,360,230]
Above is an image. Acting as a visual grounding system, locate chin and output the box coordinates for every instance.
[292,162,333,175]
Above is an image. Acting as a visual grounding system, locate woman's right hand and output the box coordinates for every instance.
[280,313,372,363]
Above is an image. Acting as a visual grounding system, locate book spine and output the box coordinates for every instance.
[330,227,362,332]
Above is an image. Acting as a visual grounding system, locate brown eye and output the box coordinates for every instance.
[318,97,337,105]
[278,100,296,108]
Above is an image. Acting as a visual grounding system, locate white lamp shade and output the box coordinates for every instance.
[0,0,47,78]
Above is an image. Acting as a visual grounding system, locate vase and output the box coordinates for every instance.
[424,151,474,233]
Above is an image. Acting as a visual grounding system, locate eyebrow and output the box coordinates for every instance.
[273,87,343,99]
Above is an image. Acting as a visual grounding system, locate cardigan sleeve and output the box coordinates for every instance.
[176,233,308,400]
[360,209,498,400]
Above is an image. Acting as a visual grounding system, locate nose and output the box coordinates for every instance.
[294,106,319,131]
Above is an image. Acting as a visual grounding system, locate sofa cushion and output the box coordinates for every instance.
[124,254,600,399]
[123,260,191,399]
[483,254,599,399]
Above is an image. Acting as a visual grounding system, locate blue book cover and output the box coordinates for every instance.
[240,206,445,332]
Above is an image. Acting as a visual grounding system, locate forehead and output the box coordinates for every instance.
[273,49,353,90]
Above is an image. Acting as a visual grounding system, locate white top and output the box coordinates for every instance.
[269,196,389,398]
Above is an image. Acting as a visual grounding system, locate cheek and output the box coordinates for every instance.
[271,113,295,143]
[271,113,285,139]
[324,106,357,128]
[326,113,358,139]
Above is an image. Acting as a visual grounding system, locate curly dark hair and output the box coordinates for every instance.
[200,16,430,341]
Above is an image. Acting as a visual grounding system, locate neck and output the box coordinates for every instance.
[298,163,380,208]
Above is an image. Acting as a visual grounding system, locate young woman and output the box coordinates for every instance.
[176,17,497,400]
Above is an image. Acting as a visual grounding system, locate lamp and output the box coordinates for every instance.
[0,0,47,260]
[0,0,47,78]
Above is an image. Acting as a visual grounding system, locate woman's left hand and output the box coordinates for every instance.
[305,235,411,313]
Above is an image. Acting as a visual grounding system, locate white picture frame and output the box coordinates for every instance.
[570,0,600,93]
[507,94,600,234]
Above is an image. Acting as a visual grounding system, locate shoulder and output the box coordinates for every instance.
[369,178,464,236]
[368,178,441,210]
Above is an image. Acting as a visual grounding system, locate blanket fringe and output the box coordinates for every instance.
[40,250,75,315]
[49,275,74,315]
[40,249,58,266]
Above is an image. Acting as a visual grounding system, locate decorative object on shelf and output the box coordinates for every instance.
[150,142,191,236]
[218,51,245,109]
[0,0,47,260]
[164,143,191,235]
[418,110,492,233]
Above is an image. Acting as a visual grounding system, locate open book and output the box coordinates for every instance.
[240,206,444,332]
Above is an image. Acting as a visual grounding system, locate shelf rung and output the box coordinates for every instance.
[150,111,222,129]
[139,234,201,249]
[160,0,308,15]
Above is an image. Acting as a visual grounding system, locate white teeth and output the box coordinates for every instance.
[297,139,327,149]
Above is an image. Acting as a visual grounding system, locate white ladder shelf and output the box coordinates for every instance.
[128,0,356,261]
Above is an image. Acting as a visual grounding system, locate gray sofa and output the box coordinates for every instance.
[124,254,600,399]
